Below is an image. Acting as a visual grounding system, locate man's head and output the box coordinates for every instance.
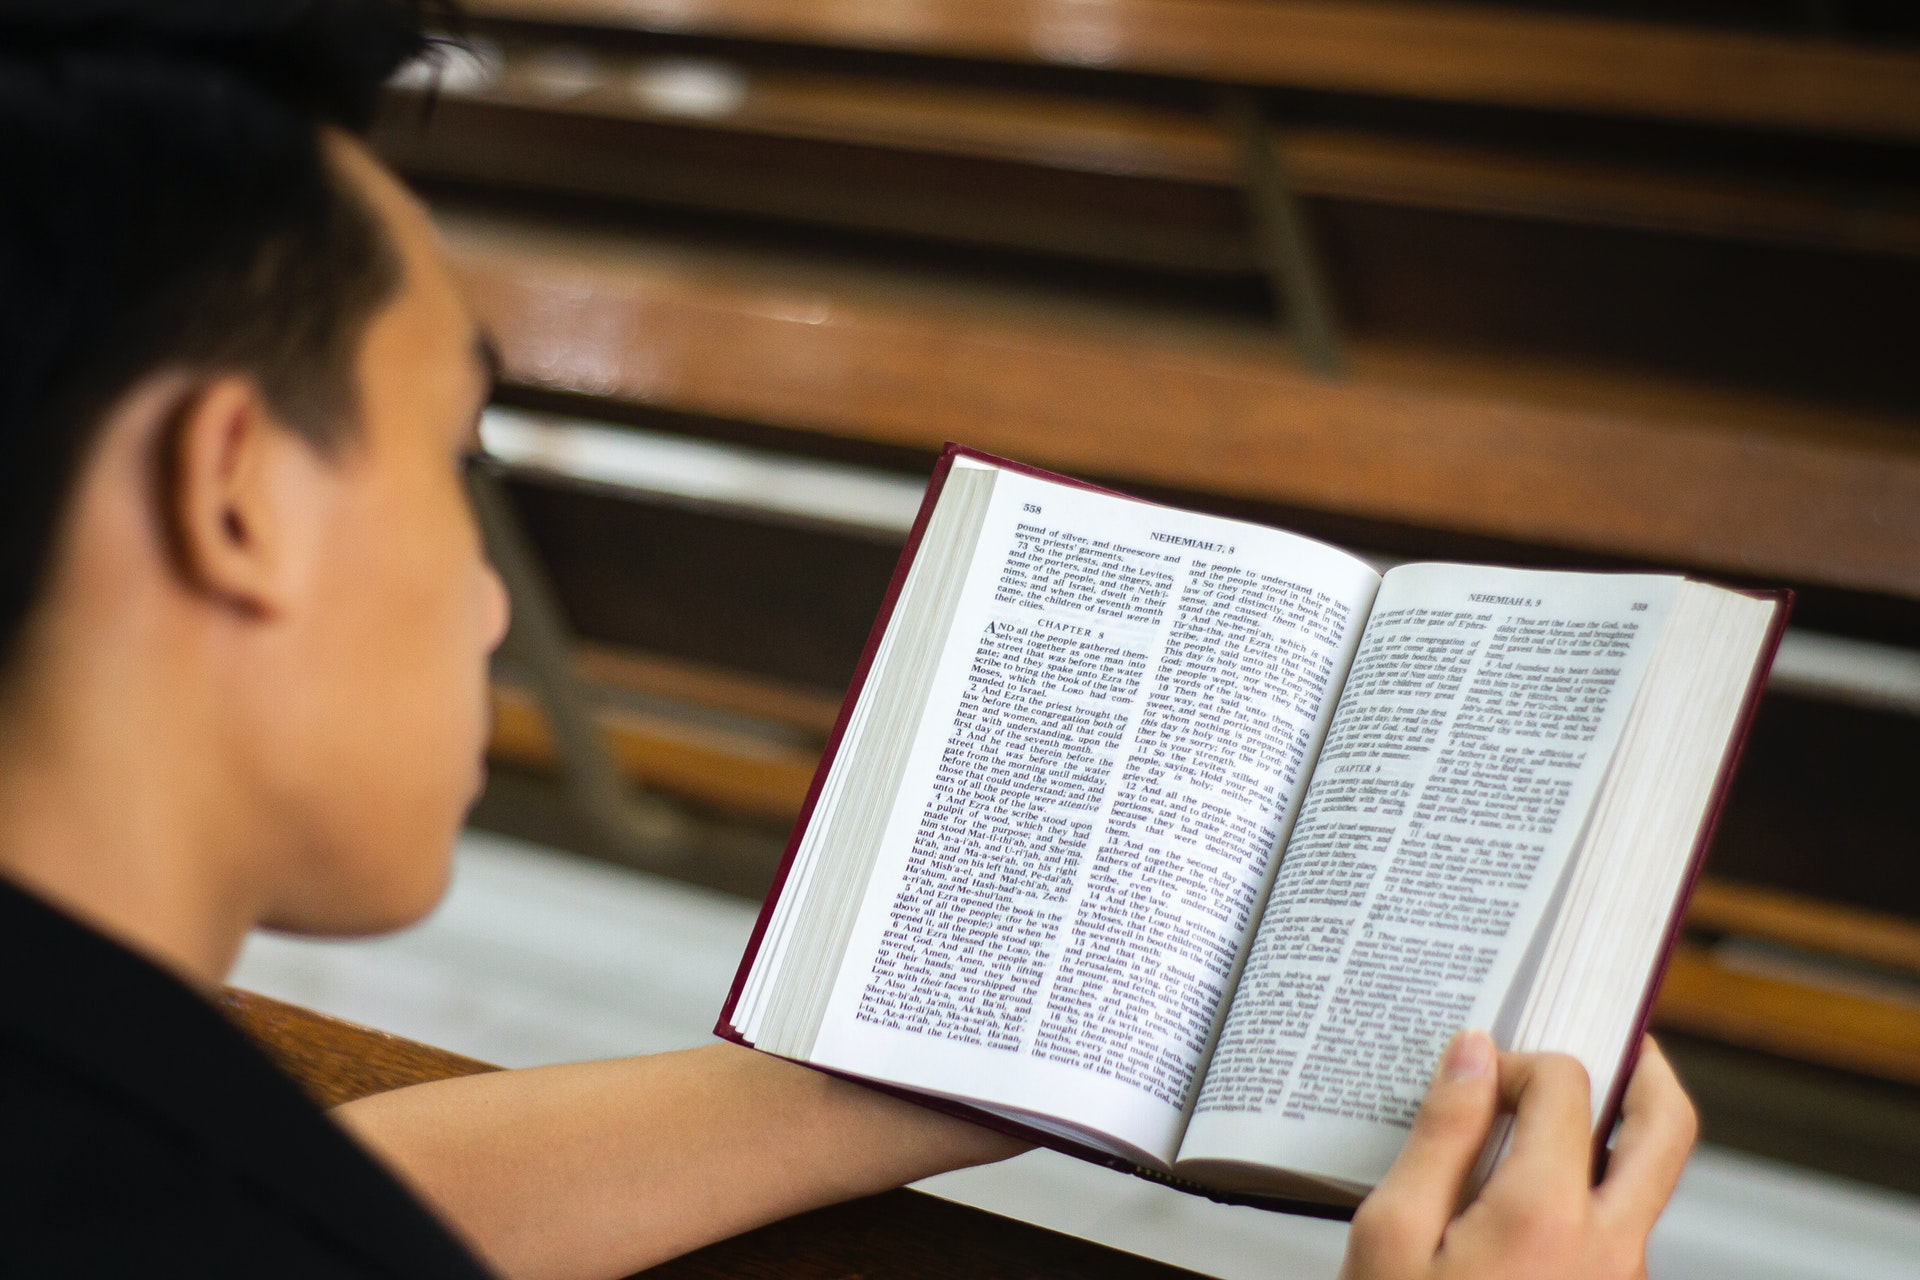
[0,1,508,950]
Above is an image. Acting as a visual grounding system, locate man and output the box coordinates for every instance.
[0,3,1697,1278]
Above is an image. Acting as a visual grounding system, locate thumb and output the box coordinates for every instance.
[1352,1030,1501,1265]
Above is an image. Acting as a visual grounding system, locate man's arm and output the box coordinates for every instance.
[332,1042,1026,1280]
[340,1031,1695,1280]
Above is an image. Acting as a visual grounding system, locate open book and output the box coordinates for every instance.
[718,446,1788,1216]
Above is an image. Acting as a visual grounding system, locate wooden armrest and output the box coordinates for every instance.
[217,988,496,1108]
[218,989,1207,1280]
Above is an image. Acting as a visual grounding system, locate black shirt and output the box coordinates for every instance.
[0,875,497,1278]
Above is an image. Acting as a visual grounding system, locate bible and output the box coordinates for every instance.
[717,445,1787,1216]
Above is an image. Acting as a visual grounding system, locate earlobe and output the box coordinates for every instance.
[163,375,306,619]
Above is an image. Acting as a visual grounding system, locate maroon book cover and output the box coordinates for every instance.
[716,443,1790,1217]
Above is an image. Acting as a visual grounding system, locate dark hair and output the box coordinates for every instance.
[0,1,441,671]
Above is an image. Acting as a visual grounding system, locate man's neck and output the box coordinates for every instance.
[0,625,264,992]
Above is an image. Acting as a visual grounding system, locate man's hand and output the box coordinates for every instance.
[1340,1032,1697,1280]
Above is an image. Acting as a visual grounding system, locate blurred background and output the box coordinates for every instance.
[239,2,1920,1276]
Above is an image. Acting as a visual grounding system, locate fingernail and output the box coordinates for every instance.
[1443,1029,1495,1082]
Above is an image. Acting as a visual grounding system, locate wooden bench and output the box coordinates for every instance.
[1665,882,1920,1087]
[386,37,1920,262]
[449,195,1920,1102]
[376,0,1920,1119]
[464,0,1920,140]
[490,650,824,823]
[446,213,1920,601]
[217,988,1207,1280]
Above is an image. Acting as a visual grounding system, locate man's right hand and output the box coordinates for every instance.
[1339,1032,1697,1280]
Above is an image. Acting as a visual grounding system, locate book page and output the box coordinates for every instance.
[1178,564,1680,1190]
[807,467,1379,1164]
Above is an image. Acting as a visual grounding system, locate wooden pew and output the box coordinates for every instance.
[1659,942,1920,1089]
[217,988,1209,1280]
[1278,128,1920,259]
[396,0,1920,1141]
[446,212,1920,602]
[463,0,1920,140]
[1666,882,1920,1087]
[386,40,1920,261]
[1689,879,1920,978]
[489,664,822,822]
[374,4,1920,481]
[572,642,841,737]
[220,987,498,1109]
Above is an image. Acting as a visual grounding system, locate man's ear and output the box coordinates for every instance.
[162,375,317,619]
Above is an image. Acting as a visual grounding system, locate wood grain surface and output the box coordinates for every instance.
[573,643,844,738]
[445,215,1920,601]
[489,679,820,821]
[465,0,1920,140]
[219,988,1209,1279]
[393,44,1920,258]
[1687,879,1920,978]
[640,1187,1214,1280]
[217,988,499,1109]
[1654,943,1920,1087]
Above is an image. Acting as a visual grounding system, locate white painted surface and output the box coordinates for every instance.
[479,407,927,538]
[1770,629,1920,716]
[235,831,1920,1280]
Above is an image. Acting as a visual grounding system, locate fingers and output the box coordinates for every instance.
[1349,1029,1500,1269]
[1596,1038,1698,1238]
[1478,1050,1594,1206]
[1346,1045,1681,1280]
